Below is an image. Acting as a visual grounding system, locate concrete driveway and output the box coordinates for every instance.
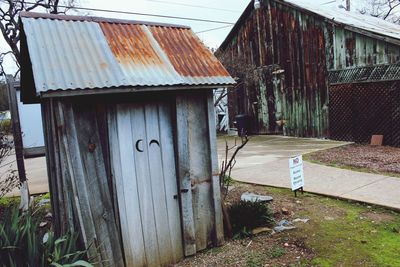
[218,135,400,211]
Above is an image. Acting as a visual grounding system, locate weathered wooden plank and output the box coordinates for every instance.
[71,103,124,266]
[186,93,214,251]
[130,103,161,267]
[145,102,175,264]
[56,101,124,266]
[176,94,197,256]
[115,103,147,266]
[56,102,96,257]
[41,99,63,235]
[158,102,184,262]
[206,92,224,246]
[107,105,132,267]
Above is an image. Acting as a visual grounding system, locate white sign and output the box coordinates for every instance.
[289,155,304,191]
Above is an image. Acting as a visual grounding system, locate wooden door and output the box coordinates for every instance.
[108,101,183,267]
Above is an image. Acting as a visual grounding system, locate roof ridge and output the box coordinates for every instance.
[19,11,191,29]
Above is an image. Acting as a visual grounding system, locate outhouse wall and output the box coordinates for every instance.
[41,91,223,267]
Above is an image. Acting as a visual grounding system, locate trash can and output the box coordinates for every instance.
[234,114,250,136]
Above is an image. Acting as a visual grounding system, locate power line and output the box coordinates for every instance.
[195,25,233,34]
[146,0,240,13]
[19,1,236,25]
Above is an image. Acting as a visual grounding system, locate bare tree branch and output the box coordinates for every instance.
[0,0,79,76]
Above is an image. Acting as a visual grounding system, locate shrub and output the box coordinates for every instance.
[0,208,92,266]
[0,119,11,134]
[228,200,274,237]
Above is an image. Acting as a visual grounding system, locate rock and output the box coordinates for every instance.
[274,225,296,233]
[39,221,48,228]
[324,216,334,221]
[277,220,292,227]
[281,207,290,215]
[295,200,301,204]
[274,220,296,233]
[38,198,50,207]
[284,243,289,247]
[241,192,273,203]
[293,218,310,223]
[45,212,52,219]
[252,227,272,235]
[42,233,49,244]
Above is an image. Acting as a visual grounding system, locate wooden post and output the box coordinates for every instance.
[5,75,29,210]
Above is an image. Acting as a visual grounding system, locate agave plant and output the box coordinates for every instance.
[0,208,92,267]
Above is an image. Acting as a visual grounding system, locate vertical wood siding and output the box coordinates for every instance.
[42,91,224,266]
[219,0,330,137]
[218,0,400,137]
[176,91,224,255]
[332,28,400,69]
[109,100,183,267]
[42,99,124,267]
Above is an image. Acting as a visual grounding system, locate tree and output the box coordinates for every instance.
[0,0,79,77]
[358,0,400,23]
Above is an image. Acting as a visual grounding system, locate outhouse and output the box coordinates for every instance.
[19,12,235,266]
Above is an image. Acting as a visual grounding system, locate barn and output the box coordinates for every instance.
[217,0,400,145]
[19,12,234,266]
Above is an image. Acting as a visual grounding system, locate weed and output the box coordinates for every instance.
[228,200,274,237]
[246,251,264,267]
[267,246,286,258]
[0,207,93,266]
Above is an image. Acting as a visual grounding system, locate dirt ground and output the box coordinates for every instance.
[305,144,400,176]
[176,183,400,267]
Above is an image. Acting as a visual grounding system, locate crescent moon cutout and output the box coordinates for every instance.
[149,139,160,147]
[135,139,144,152]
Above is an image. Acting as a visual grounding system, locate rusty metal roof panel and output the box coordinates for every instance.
[20,12,234,94]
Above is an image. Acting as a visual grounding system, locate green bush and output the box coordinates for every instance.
[0,119,11,134]
[228,200,274,237]
[0,208,92,267]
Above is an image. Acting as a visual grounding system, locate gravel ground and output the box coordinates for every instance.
[175,184,315,267]
[306,144,400,175]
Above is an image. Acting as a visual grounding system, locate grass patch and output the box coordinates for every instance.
[246,251,264,267]
[267,246,286,259]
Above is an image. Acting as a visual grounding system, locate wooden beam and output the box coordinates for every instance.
[206,91,224,246]
[6,75,29,210]
[175,94,197,256]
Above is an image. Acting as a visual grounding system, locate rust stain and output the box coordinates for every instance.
[149,26,230,77]
[99,22,163,65]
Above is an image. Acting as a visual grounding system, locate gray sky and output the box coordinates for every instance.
[1,0,398,74]
[0,0,251,74]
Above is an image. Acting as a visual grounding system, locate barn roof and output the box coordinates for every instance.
[219,0,400,51]
[19,12,234,100]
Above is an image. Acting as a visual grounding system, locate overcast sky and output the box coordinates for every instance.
[0,0,396,74]
[0,0,251,74]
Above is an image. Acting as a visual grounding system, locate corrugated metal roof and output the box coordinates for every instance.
[20,12,234,95]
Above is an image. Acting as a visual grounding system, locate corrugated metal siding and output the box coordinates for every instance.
[20,14,234,94]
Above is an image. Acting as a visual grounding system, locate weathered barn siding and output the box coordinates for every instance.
[41,98,124,266]
[218,0,330,137]
[218,0,400,138]
[331,28,400,70]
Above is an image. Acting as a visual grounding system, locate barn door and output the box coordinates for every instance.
[108,101,183,267]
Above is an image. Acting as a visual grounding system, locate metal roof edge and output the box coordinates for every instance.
[19,11,191,29]
[40,84,236,98]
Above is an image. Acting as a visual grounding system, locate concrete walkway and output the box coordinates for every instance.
[217,135,400,211]
[2,153,48,196]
